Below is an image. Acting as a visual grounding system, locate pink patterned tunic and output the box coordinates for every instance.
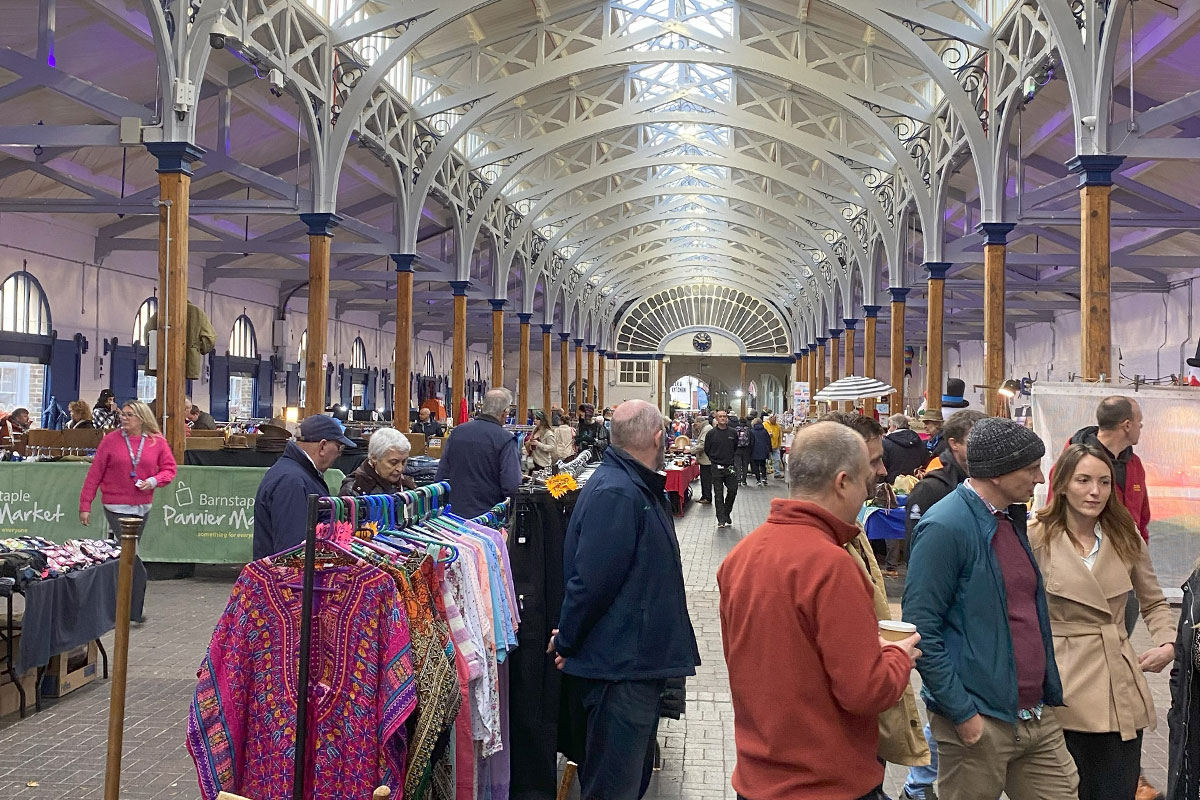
[187,560,418,800]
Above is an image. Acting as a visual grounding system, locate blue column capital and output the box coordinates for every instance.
[145,142,205,175]
[976,222,1016,246]
[1067,154,1125,187]
[924,262,951,281]
[862,304,882,318]
[516,312,533,324]
[843,318,859,331]
[488,298,506,312]
[449,280,471,297]
[540,324,554,335]
[573,337,584,347]
[828,328,843,340]
[888,287,912,303]
[390,253,417,272]
[586,344,596,352]
[796,349,808,358]
[815,337,828,346]
[559,332,571,342]
[299,212,342,237]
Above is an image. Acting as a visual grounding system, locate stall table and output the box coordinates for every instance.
[665,461,701,515]
[184,448,365,475]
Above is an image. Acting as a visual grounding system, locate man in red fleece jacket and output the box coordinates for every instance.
[719,421,921,800]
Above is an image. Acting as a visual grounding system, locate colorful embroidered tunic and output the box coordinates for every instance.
[187,560,418,800]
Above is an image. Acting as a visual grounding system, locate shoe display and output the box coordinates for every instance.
[1137,776,1163,800]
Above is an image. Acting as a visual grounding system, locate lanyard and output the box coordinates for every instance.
[122,431,146,479]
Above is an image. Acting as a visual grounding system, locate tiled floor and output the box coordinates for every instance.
[0,475,1176,799]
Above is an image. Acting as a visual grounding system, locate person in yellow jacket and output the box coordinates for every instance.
[762,413,784,479]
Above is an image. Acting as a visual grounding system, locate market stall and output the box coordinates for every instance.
[665,460,700,515]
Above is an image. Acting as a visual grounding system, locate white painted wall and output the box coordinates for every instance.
[0,213,493,417]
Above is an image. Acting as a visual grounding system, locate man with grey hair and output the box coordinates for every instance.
[435,387,521,518]
[551,399,700,800]
[720,422,921,800]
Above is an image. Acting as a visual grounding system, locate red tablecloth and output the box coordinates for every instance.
[665,462,700,498]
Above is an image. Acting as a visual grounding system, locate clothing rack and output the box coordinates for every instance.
[470,497,511,528]
[293,481,453,800]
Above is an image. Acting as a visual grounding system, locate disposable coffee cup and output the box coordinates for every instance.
[879,620,917,642]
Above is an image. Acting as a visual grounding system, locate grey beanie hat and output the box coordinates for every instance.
[966,417,1046,478]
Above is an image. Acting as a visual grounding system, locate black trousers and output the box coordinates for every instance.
[698,463,713,501]
[1063,729,1142,800]
[565,675,666,800]
[713,465,738,524]
[735,449,751,483]
[750,459,766,483]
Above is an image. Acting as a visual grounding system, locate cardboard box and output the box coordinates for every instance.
[426,437,444,459]
[41,641,98,698]
[0,671,36,718]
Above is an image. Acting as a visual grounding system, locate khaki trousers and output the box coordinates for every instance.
[930,709,1079,800]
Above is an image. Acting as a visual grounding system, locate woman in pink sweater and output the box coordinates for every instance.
[79,400,177,540]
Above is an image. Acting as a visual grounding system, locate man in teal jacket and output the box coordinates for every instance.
[903,417,1078,800]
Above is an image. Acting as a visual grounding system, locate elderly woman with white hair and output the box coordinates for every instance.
[340,426,415,495]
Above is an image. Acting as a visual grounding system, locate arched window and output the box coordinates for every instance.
[132,297,157,346]
[351,337,367,370]
[422,351,435,377]
[229,314,258,358]
[0,271,52,418]
[0,271,51,336]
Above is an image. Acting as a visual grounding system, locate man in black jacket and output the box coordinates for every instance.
[551,400,700,800]
[411,407,444,438]
[883,413,930,483]
[705,410,740,528]
[252,415,353,559]
[435,388,522,519]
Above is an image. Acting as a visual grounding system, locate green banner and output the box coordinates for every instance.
[0,462,345,564]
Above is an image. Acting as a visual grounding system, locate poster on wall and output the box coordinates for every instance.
[1031,382,1200,590]
[793,381,810,420]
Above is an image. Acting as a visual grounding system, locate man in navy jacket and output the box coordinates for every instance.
[551,399,700,800]
[436,388,522,519]
[252,415,353,559]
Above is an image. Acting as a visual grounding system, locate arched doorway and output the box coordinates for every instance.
[669,375,708,411]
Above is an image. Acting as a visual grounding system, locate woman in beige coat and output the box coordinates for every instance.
[1031,442,1175,800]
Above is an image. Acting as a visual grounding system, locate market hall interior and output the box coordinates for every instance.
[2,0,1200,798]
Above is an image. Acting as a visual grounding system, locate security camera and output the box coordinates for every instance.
[268,69,285,97]
[1081,115,1098,129]
[209,12,237,50]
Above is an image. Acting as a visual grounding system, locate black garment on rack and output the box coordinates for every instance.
[507,485,572,800]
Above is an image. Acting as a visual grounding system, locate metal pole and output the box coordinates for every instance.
[103,516,143,800]
[293,494,320,800]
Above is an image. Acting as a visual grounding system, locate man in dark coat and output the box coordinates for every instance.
[252,415,353,559]
[435,388,522,519]
[882,413,930,483]
[749,418,773,486]
[550,399,700,800]
[411,407,444,438]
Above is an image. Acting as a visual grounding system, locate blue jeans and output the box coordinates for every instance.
[904,721,939,795]
[567,675,666,800]
[770,448,784,475]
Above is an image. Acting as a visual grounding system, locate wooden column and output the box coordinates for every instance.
[924,263,951,420]
[828,329,842,385]
[598,351,606,410]
[1068,155,1124,381]
[103,517,143,800]
[739,360,748,417]
[843,319,858,411]
[660,358,668,416]
[862,305,881,417]
[449,281,469,422]
[574,338,583,408]
[298,212,341,419]
[391,254,416,432]
[587,345,596,405]
[517,313,532,423]
[541,324,553,415]
[889,288,910,414]
[146,143,203,461]
[815,337,828,399]
[808,345,818,418]
[978,223,1016,415]
[559,333,570,412]
[489,299,505,392]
